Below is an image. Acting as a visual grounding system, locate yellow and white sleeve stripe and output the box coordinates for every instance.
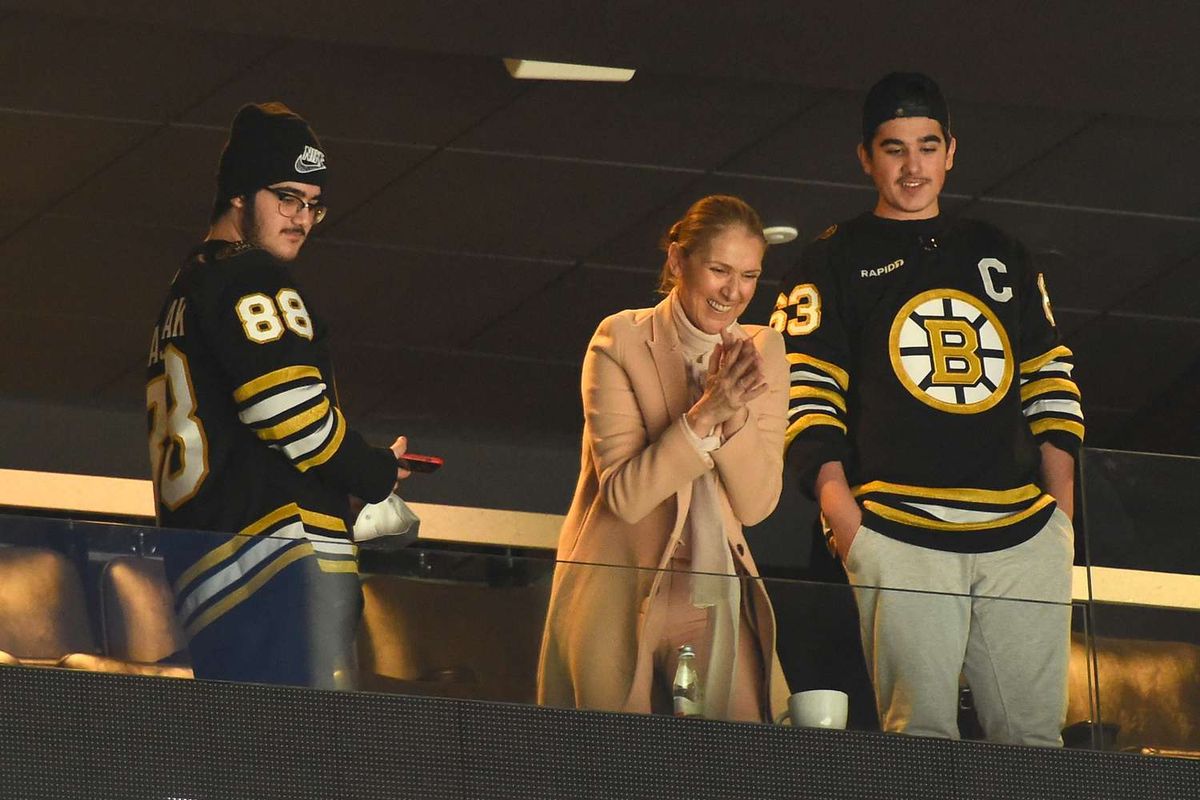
[1019,346,1085,443]
[233,366,347,472]
[784,352,850,447]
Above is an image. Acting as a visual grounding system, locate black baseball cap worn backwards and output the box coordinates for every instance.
[216,101,328,203]
[861,72,951,146]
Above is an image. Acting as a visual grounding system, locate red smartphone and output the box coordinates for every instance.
[396,453,444,473]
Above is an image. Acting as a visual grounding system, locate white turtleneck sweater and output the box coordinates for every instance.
[667,290,744,720]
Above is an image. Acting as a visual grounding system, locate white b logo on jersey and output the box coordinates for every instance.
[889,289,1013,414]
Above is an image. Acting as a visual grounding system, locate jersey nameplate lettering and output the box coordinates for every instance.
[148,298,187,366]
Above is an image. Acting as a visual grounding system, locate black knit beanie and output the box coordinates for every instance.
[861,73,951,147]
[216,102,328,203]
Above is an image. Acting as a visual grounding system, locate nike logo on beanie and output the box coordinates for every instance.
[294,145,326,174]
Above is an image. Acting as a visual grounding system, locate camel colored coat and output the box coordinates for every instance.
[537,298,791,720]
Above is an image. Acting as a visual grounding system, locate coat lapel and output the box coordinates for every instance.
[647,298,689,428]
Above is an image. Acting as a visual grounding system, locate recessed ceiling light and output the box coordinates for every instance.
[503,58,635,82]
[763,226,799,245]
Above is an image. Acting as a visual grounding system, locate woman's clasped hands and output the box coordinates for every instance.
[685,329,768,439]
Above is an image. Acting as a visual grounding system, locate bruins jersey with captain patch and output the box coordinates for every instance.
[145,240,395,637]
[774,213,1084,552]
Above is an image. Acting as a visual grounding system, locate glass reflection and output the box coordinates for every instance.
[1,446,1198,762]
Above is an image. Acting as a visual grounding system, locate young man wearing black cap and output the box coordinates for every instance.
[772,73,1085,745]
[146,102,410,688]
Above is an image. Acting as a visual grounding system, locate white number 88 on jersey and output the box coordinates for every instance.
[236,288,313,344]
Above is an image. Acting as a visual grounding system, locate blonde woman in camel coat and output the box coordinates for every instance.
[538,196,790,722]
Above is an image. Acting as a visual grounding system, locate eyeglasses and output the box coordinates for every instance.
[267,188,327,225]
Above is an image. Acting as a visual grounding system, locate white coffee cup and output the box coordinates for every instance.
[783,689,848,729]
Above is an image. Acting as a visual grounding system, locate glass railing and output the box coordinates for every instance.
[2,443,1198,759]
[0,511,1093,745]
[1079,448,1200,576]
[1077,449,1200,756]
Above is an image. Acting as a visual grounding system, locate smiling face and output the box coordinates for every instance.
[858,116,956,220]
[669,225,765,334]
[234,181,322,262]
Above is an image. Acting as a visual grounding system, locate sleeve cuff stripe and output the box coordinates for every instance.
[786,353,849,390]
[273,412,335,462]
[1020,345,1074,373]
[234,366,323,403]
[295,409,347,472]
[1022,398,1083,417]
[1029,418,1085,440]
[1021,364,1076,381]
[789,385,847,412]
[789,370,844,389]
[239,383,326,425]
[1019,377,1080,402]
[251,399,331,442]
[784,414,847,447]
[789,402,841,418]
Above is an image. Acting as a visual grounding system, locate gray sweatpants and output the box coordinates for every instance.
[843,509,1074,746]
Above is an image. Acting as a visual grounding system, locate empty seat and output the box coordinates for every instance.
[56,652,192,679]
[0,547,192,678]
[0,545,95,662]
[1067,631,1200,751]
[98,555,187,664]
[358,574,551,703]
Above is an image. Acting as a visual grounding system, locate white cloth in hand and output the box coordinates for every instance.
[353,493,420,543]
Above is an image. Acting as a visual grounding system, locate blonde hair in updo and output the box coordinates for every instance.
[657,194,767,295]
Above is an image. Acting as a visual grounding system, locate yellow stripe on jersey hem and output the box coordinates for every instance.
[173,533,256,595]
[295,409,347,472]
[784,414,847,446]
[241,502,348,536]
[240,504,299,535]
[233,365,322,403]
[786,353,850,390]
[1020,345,1074,375]
[254,398,331,442]
[789,385,847,412]
[853,481,1043,505]
[1020,377,1080,402]
[1029,418,1086,441]
[862,494,1055,532]
[184,543,314,638]
[298,507,347,533]
[317,559,360,574]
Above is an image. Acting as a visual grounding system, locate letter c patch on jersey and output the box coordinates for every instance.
[889,289,1013,414]
[977,257,1013,302]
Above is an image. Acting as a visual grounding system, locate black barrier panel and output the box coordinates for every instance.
[1,666,1197,800]
[1080,448,1200,575]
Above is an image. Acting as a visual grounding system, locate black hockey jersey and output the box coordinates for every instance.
[146,240,395,636]
[775,213,1084,552]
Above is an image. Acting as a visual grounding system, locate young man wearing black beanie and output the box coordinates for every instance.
[772,73,1085,745]
[146,102,411,688]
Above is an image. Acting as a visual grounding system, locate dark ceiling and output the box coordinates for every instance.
[1,1,1198,470]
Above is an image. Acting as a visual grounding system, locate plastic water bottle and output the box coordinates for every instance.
[672,645,702,718]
